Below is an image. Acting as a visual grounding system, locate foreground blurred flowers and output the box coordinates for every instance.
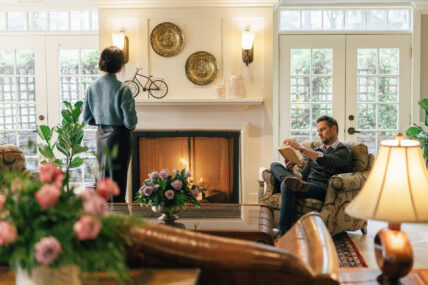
[0,163,143,284]
[135,169,203,213]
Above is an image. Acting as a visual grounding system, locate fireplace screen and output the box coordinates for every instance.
[132,131,240,203]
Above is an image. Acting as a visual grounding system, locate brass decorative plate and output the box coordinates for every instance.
[150,22,185,57]
[185,51,218,86]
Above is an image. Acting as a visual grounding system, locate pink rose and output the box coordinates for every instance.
[184,171,191,178]
[171,180,183,190]
[34,236,62,265]
[39,163,65,187]
[35,184,61,209]
[191,188,199,198]
[73,215,101,240]
[97,178,120,201]
[83,194,106,217]
[165,189,175,200]
[0,221,17,245]
[0,194,5,209]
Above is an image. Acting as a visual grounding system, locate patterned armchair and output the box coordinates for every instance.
[259,141,374,236]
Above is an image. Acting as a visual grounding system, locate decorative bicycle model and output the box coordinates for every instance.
[125,68,168,99]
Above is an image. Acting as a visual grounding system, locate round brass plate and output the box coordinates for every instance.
[150,22,185,57]
[185,51,218,86]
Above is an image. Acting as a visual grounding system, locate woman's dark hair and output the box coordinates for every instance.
[99,46,125,74]
[317,115,339,133]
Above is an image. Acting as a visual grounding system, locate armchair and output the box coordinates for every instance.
[259,141,374,236]
[0,144,26,172]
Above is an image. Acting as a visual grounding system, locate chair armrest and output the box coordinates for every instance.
[328,171,369,193]
[276,212,339,284]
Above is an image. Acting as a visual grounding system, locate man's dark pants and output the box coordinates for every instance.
[270,162,327,236]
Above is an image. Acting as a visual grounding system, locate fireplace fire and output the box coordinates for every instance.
[132,131,240,203]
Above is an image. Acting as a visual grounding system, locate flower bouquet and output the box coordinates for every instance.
[0,163,141,284]
[134,169,202,224]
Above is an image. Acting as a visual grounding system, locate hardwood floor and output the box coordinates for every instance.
[349,220,428,269]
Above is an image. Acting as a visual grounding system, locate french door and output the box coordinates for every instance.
[279,34,411,155]
[0,36,47,170]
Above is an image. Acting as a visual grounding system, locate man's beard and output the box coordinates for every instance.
[322,136,331,144]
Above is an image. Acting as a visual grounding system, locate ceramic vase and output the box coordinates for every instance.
[151,204,186,228]
[214,85,226,99]
[230,75,246,98]
[16,265,81,285]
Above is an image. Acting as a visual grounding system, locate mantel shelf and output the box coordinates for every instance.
[135,97,264,106]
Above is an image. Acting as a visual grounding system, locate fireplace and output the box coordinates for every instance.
[132,130,240,203]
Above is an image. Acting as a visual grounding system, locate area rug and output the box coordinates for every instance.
[333,232,367,268]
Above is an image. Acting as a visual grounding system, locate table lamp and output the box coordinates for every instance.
[346,134,428,283]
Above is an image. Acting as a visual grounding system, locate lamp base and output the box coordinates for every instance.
[374,224,413,282]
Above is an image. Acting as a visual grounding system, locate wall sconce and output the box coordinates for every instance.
[241,30,254,66]
[111,32,129,64]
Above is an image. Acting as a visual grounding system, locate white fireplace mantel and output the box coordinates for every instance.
[134,97,264,106]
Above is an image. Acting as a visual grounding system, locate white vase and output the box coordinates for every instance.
[230,75,246,98]
[16,265,81,285]
[213,85,226,98]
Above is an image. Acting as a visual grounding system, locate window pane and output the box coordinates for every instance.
[312,49,332,74]
[290,49,310,75]
[312,103,332,128]
[358,49,377,75]
[91,11,98,30]
[302,10,322,30]
[0,50,14,75]
[357,77,376,102]
[0,12,6,30]
[358,104,376,129]
[29,12,48,31]
[312,77,332,102]
[281,10,300,30]
[388,9,409,30]
[0,132,16,145]
[379,48,399,75]
[70,11,90,30]
[7,12,26,31]
[357,131,377,155]
[61,77,80,103]
[290,76,310,102]
[379,77,398,102]
[345,10,365,30]
[378,104,397,129]
[16,50,35,75]
[17,77,35,102]
[17,103,36,129]
[49,11,68,30]
[81,49,99,75]
[0,103,15,130]
[291,130,311,143]
[60,50,79,75]
[0,77,15,102]
[366,9,387,30]
[291,103,310,129]
[323,10,344,30]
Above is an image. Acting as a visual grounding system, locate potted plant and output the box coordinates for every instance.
[406,99,428,166]
[134,169,202,225]
[0,101,143,284]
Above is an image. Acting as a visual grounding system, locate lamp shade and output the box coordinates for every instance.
[241,31,254,50]
[346,135,428,223]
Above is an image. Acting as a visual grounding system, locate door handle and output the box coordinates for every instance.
[39,115,45,121]
[348,127,360,135]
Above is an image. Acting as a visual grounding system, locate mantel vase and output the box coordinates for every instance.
[16,265,81,285]
[151,204,186,228]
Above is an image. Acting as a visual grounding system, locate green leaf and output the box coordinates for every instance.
[72,145,88,155]
[56,143,70,157]
[36,125,52,142]
[418,99,428,113]
[63,101,72,110]
[38,144,55,160]
[70,157,84,168]
[406,126,422,138]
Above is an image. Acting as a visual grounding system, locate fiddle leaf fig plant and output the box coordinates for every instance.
[406,99,428,160]
[36,101,88,191]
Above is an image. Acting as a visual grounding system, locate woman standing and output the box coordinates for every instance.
[83,46,137,202]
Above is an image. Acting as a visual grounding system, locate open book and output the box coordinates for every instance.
[276,144,304,166]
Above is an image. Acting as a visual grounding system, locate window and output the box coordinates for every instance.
[279,7,411,32]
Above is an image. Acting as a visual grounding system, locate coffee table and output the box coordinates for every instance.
[107,203,274,245]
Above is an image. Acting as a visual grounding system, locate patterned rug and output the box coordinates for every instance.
[333,232,367,268]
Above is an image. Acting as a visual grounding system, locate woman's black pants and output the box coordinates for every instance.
[96,125,131,202]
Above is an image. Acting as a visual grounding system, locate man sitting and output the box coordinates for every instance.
[268,116,352,236]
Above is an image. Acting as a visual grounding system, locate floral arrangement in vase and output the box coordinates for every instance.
[134,169,202,215]
[0,101,143,284]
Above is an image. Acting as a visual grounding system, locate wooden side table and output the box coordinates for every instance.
[339,268,428,285]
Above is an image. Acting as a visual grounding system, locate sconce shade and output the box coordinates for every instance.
[241,31,254,50]
[346,135,428,223]
[111,32,129,63]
